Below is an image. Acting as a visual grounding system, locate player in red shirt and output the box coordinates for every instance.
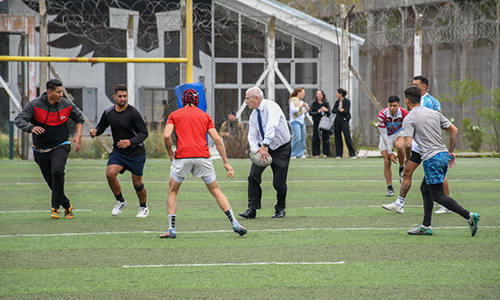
[160,89,247,238]
[377,96,408,198]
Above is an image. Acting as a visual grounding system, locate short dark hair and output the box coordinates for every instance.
[388,95,400,104]
[337,88,347,97]
[46,79,62,91]
[404,86,421,104]
[114,84,128,94]
[413,75,429,87]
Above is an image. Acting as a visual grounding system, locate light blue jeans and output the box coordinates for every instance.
[290,121,306,158]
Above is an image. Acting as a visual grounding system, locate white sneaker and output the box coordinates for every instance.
[111,200,127,216]
[136,206,149,218]
[386,189,394,197]
[434,206,453,214]
[382,202,404,214]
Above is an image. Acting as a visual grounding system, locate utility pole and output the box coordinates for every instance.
[127,13,135,106]
[39,0,48,93]
[266,16,276,101]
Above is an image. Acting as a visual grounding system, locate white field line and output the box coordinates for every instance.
[0,209,92,213]
[123,261,345,268]
[0,206,418,213]
[1,178,499,186]
[1,226,498,238]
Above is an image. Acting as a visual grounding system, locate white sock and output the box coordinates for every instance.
[168,214,176,230]
[225,208,237,223]
[396,196,405,206]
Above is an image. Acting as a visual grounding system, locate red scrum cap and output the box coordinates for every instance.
[182,88,199,107]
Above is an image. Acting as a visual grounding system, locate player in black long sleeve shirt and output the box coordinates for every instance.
[94,104,148,157]
[91,84,150,218]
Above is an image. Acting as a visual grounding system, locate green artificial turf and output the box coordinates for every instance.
[1,157,499,299]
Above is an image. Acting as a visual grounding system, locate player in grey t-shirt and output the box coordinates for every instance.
[402,86,480,236]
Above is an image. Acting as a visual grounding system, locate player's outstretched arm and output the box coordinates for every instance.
[163,123,175,161]
[403,136,412,164]
[445,123,458,168]
[208,128,234,179]
[72,123,83,152]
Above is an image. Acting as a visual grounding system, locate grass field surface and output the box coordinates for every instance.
[1,156,499,299]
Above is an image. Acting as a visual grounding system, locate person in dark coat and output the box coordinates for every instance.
[332,88,356,159]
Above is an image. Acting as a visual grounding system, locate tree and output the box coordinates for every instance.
[479,87,500,152]
[439,77,484,149]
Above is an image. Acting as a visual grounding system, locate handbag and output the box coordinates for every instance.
[319,114,335,131]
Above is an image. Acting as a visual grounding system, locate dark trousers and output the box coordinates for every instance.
[247,141,291,212]
[420,178,470,227]
[334,119,355,157]
[312,121,331,156]
[33,144,71,209]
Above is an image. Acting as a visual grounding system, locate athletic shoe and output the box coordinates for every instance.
[136,206,149,218]
[407,225,433,235]
[434,206,453,214]
[386,189,394,197]
[51,208,60,219]
[111,200,127,216]
[64,205,74,219]
[468,212,480,237]
[382,202,404,214]
[232,222,247,236]
[336,157,341,159]
[351,156,357,159]
[159,228,176,238]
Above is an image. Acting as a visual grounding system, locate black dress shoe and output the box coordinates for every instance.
[271,210,286,218]
[239,209,256,219]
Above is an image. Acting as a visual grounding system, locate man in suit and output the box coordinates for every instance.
[239,87,291,219]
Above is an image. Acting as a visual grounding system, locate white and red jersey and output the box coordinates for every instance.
[378,107,409,136]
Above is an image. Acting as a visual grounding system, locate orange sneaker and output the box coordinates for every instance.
[64,205,74,219]
[51,208,60,219]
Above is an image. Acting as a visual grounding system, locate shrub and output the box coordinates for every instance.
[144,123,167,158]
[0,133,10,158]
[462,118,483,152]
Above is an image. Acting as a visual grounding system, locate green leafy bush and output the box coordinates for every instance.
[462,118,483,152]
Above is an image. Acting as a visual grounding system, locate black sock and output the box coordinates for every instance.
[388,185,393,191]
[115,193,125,202]
[140,202,147,207]
[399,166,404,173]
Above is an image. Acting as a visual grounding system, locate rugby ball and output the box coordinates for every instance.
[250,152,272,167]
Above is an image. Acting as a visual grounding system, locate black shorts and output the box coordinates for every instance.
[108,151,146,176]
[409,150,422,165]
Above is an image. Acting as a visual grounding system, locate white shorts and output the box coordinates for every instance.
[379,131,404,153]
[170,158,215,179]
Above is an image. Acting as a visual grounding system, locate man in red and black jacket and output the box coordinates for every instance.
[15,79,84,219]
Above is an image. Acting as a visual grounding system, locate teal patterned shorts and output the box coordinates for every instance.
[423,152,449,185]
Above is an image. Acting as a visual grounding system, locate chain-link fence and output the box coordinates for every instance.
[286,0,500,152]
[1,0,499,160]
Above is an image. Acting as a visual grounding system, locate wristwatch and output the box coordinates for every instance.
[262,143,269,148]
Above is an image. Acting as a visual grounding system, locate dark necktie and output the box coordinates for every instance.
[257,109,265,140]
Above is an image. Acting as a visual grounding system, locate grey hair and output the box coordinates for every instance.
[246,87,264,100]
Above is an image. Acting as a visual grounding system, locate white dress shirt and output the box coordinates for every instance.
[248,99,291,151]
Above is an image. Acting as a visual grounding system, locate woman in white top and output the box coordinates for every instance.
[289,87,309,159]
